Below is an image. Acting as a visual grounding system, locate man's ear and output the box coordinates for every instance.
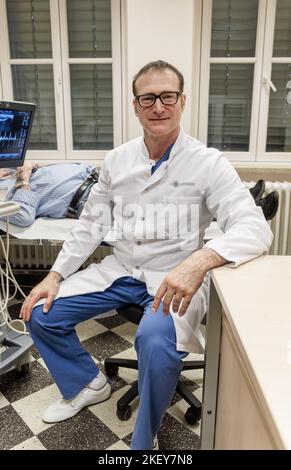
[133,99,138,116]
[181,94,186,110]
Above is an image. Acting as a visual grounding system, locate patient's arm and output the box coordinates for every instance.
[6,190,40,227]
[4,163,40,227]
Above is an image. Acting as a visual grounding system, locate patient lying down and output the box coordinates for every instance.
[0,162,98,227]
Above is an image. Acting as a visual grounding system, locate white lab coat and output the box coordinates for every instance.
[49,128,273,353]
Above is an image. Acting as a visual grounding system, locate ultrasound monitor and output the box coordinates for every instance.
[0,100,36,168]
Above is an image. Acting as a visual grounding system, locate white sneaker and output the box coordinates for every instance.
[42,374,111,423]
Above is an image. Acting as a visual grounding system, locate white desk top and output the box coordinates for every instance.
[211,255,291,449]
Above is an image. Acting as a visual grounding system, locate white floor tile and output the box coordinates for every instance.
[167,389,202,436]
[76,319,107,342]
[112,322,137,344]
[37,357,48,371]
[12,383,61,435]
[108,347,138,384]
[12,436,46,450]
[90,385,138,439]
[106,440,130,450]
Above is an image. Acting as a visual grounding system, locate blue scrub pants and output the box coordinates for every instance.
[27,276,187,450]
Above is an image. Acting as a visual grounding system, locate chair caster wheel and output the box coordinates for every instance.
[16,363,30,377]
[184,405,201,425]
[117,406,132,421]
[105,363,119,378]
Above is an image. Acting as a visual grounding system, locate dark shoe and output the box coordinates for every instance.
[249,179,265,203]
[256,191,279,221]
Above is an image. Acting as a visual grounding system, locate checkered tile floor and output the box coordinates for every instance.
[0,311,203,450]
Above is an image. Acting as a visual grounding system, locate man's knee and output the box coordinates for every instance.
[135,312,176,355]
[28,304,60,334]
[27,305,46,333]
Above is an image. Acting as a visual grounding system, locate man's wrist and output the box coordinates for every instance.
[188,247,227,275]
[199,247,227,271]
[48,271,63,283]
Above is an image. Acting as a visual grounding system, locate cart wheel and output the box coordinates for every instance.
[104,363,119,378]
[117,406,132,421]
[16,363,30,377]
[184,406,201,425]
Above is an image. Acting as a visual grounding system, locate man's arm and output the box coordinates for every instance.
[152,247,227,315]
[153,154,273,317]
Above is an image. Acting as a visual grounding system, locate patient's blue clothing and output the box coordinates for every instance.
[2,163,94,227]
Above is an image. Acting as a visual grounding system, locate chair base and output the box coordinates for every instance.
[104,357,203,424]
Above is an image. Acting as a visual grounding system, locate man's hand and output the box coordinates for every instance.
[20,271,62,322]
[152,248,227,316]
[16,162,38,183]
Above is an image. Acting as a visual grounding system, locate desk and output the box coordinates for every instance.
[201,255,291,450]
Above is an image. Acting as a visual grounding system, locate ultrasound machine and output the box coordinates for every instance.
[0,100,36,376]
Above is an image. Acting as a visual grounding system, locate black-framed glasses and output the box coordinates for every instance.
[135,91,181,108]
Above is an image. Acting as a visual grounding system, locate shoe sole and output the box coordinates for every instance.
[42,383,112,423]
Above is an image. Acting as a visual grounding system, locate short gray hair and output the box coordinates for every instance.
[132,60,184,96]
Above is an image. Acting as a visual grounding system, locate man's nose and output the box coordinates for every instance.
[153,98,164,113]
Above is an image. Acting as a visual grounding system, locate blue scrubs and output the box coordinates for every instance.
[28,277,187,450]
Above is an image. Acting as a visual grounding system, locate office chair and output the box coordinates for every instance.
[104,188,279,424]
[104,303,204,424]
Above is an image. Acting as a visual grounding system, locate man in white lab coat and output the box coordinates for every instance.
[21,60,273,450]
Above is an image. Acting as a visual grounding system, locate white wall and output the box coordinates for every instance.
[122,0,200,141]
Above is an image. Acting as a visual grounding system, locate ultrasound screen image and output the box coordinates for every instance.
[0,109,32,160]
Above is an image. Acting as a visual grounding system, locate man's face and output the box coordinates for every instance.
[133,69,186,140]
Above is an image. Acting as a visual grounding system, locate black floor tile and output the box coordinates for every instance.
[0,361,54,402]
[96,314,126,329]
[122,414,201,451]
[82,331,132,362]
[37,408,119,450]
[158,413,201,450]
[0,405,33,449]
[122,432,132,448]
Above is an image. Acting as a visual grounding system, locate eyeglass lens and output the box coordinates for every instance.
[138,92,179,107]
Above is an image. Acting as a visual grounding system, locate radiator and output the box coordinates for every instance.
[0,240,113,270]
[246,181,291,256]
[1,181,290,269]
